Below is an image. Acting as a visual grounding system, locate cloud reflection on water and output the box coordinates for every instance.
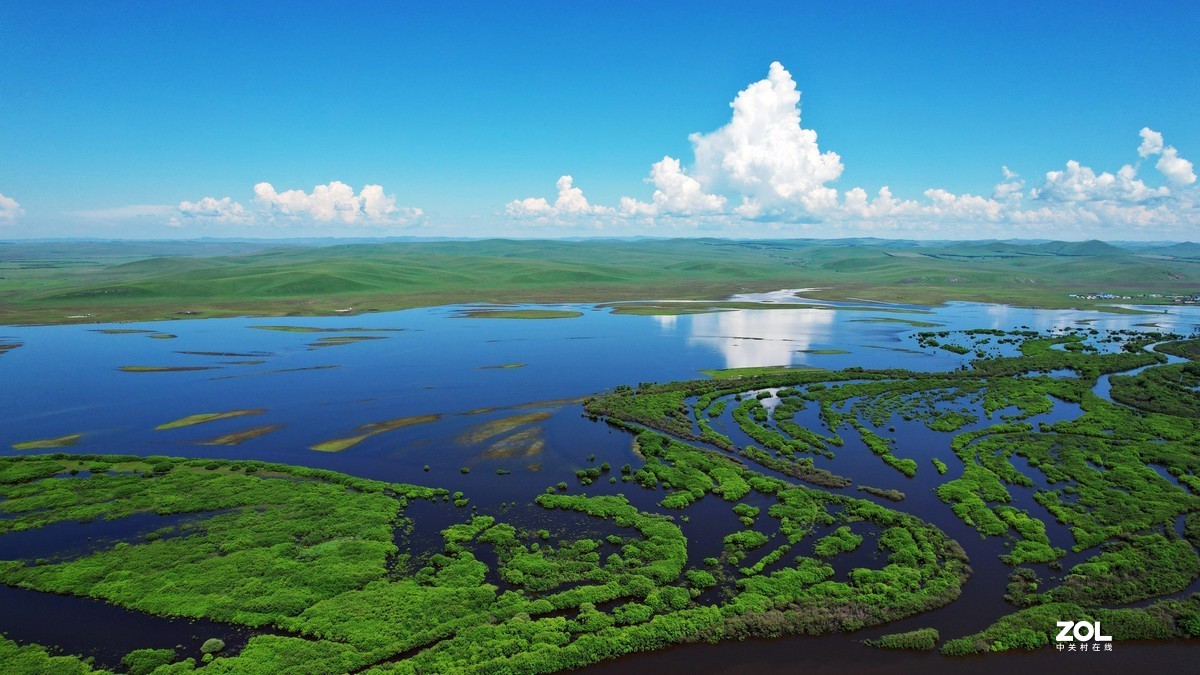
[659,308,837,370]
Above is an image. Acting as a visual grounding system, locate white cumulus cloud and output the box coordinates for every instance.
[841,186,919,219]
[253,181,420,224]
[992,166,1025,202]
[618,157,727,217]
[689,61,843,218]
[1136,127,1196,187]
[170,181,423,229]
[1155,146,1197,186]
[1138,127,1164,158]
[0,192,23,223]
[1033,160,1168,203]
[176,196,251,224]
[505,175,612,222]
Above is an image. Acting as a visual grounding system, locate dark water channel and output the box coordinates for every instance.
[0,584,264,669]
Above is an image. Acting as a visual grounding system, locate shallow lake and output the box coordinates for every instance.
[2,292,1198,669]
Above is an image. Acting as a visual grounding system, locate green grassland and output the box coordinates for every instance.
[2,238,1199,324]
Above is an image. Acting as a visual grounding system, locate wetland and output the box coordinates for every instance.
[2,290,1199,673]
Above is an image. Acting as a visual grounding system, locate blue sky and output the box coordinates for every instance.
[1,0,1198,239]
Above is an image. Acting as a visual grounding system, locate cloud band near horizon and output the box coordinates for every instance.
[507,62,1198,236]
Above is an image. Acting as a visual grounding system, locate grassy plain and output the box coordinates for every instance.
[2,238,1198,324]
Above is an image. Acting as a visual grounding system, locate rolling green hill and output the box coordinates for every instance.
[1,238,1198,324]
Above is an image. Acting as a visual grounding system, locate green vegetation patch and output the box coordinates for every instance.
[606,304,732,316]
[863,627,940,650]
[307,335,389,348]
[0,635,104,674]
[0,454,444,643]
[813,526,864,557]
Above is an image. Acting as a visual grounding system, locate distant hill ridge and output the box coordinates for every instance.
[2,237,1199,324]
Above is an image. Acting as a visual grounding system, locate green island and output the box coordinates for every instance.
[155,410,266,430]
[3,328,1200,672]
[11,433,82,450]
[306,335,389,349]
[4,239,1199,325]
[863,627,940,650]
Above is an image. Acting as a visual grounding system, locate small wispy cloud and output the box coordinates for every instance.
[68,204,175,219]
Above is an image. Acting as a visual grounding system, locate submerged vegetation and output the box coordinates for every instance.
[155,409,265,430]
[196,425,282,446]
[11,433,81,450]
[310,414,441,453]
